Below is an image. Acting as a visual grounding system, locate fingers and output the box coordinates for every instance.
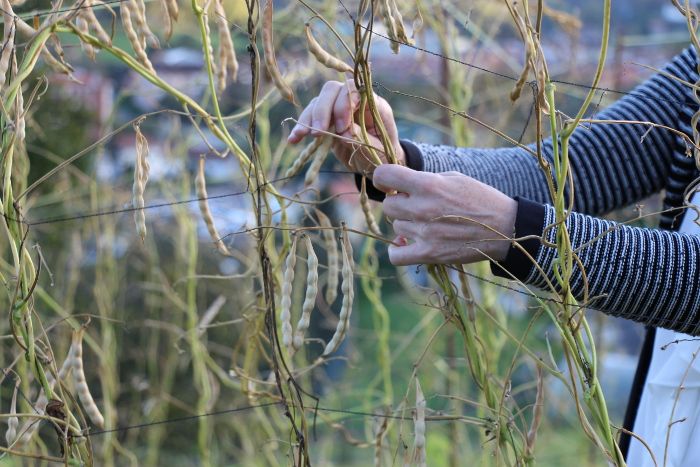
[333,84,360,133]
[382,193,415,220]
[388,242,426,266]
[311,81,344,136]
[373,164,428,194]
[288,97,317,143]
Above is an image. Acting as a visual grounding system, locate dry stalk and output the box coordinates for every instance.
[195,157,232,256]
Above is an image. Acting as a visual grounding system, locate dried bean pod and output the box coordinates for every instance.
[132,123,150,241]
[83,0,113,46]
[75,16,96,60]
[389,0,410,44]
[5,379,19,445]
[280,236,297,353]
[322,226,354,356]
[71,328,105,428]
[316,210,338,305]
[0,0,15,90]
[379,0,399,53]
[214,0,238,91]
[413,379,426,467]
[121,2,155,72]
[293,235,318,350]
[196,157,231,256]
[262,0,297,104]
[305,23,353,73]
[130,0,160,49]
[360,177,381,236]
[284,136,324,180]
[304,136,332,186]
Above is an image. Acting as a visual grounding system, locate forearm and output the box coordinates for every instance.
[493,200,700,335]
[402,47,697,215]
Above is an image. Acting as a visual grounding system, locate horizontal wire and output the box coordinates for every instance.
[83,400,475,438]
[5,169,356,227]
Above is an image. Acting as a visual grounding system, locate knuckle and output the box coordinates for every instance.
[321,80,341,92]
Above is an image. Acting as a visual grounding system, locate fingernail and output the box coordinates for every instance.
[335,119,345,132]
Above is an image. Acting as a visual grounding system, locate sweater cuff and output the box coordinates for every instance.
[490,197,546,281]
[354,140,425,201]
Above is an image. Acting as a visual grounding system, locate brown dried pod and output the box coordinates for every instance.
[262,0,297,104]
[196,157,231,256]
[305,23,353,73]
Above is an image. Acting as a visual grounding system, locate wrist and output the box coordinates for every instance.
[491,197,518,262]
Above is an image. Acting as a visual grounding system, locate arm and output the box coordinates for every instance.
[405,46,697,215]
[494,201,700,335]
[373,165,700,336]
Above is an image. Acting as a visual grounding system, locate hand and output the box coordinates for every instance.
[287,80,406,175]
[373,165,518,266]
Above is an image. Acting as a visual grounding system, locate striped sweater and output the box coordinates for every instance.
[393,46,700,336]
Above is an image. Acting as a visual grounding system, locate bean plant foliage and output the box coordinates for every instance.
[0,0,695,465]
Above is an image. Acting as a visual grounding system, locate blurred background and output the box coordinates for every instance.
[0,0,694,465]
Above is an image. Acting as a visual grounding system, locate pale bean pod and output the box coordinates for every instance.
[360,177,381,237]
[305,23,353,73]
[280,236,298,354]
[293,235,318,350]
[322,226,354,356]
[196,158,232,256]
[413,379,426,467]
[132,123,150,241]
[0,0,15,90]
[75,16,96,60]
[5,379,19,445]
[71,328,105,428]
[316,210,338,305]
[262,0,297,104]
[304,136,332,186]
[285,136,324,180]
[121,3,155,72]
[83,0,113,46]
[214,0,238,92]
[130,0,160,49]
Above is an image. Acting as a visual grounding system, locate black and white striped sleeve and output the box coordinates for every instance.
[493,202,700,335]
[402,47,697,216]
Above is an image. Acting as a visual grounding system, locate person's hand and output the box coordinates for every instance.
[372,164,518,266]
[287,80,406,176]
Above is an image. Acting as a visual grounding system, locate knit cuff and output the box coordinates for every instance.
[354,140,425,201]
[490,197,546,281]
